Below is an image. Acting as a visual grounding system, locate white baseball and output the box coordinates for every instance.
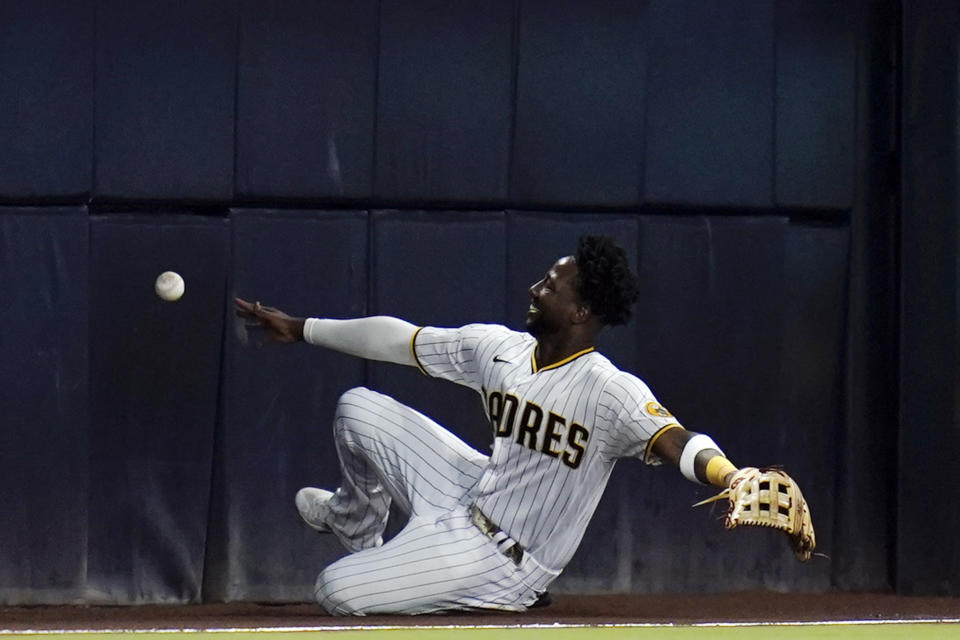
[155,271,185,302]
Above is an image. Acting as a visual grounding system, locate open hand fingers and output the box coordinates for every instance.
[234,297,256,316]
[234,297,276,320]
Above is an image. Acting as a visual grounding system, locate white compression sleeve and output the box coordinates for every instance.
[302,316,418,366]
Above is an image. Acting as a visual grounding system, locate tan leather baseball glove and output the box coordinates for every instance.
[695,466,816,561]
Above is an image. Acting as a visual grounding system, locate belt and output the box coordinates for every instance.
[469,505,524,566]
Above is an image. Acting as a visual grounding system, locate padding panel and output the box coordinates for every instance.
[86,215,229,603]
[897,0,960,595]
[645,0,775,206]
[0,208,89,604]
[374,0,514,203]
[510,0,646,206]
[204,210,368,601]
[0,1,92,200]
[235,1,378,200]
[93,0,236,201]
[775,1,856,208]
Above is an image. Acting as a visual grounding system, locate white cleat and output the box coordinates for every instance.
[296,487,334,533]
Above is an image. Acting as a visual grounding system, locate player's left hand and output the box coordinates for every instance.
[694,466,816,561]
[234,297,305,344]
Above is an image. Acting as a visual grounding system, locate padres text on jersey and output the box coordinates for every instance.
[413,323,681,572]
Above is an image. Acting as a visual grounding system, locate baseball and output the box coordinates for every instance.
[155,271,185,302]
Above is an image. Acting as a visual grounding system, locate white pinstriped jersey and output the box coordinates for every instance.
[413,323,681,573]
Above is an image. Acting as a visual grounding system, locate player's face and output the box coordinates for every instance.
[526,256,584,337]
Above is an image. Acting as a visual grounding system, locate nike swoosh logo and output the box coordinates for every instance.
[493,356,511,364]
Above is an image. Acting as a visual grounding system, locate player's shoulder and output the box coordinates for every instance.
[590,359,654,397]
[579,350,622,376]
[455,322,528,343]
[456,322,516,334]
[423,322,532,351]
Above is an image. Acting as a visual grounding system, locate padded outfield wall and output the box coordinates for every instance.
[0,0,955,603]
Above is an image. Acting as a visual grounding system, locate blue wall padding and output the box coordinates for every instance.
[775,2,856,208]
[0,0,862,212]
[0,0,924,602]
[0,1,92,200]
[0,208,89,603]
[614,215,844,592]
[234,1,378,201]
[510,0,645,207]
[368,210,507,452]
[86,215,229,603]
[93,0,236,201]
[645,0,775,206]
[897,0,960,595]
[204,210,368,601]
[775,220,849,555]
[374,0,514,203]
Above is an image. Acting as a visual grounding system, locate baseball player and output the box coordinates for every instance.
[235,235,741,615]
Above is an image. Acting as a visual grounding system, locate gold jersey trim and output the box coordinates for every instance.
[410,326,428,375]
[531,346,595,374]
[643,423,683,464]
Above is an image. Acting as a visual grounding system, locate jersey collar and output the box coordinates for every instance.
[530,346,595,374]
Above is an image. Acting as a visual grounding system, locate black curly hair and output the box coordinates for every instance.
[573,235,640,326]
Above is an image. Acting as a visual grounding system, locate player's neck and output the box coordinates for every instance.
[534,334,595,370]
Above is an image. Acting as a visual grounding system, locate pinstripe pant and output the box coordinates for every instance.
[314,387,556,615]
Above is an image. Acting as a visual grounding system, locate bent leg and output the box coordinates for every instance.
[324,387,488,551]
[315,509,537,615]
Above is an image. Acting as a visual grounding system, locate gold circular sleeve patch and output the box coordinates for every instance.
[645,401,673,418]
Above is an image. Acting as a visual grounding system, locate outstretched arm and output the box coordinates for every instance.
[650,425,738,488]
[653,423,817,561]
[649,416,817,561]
[234,297,418,366]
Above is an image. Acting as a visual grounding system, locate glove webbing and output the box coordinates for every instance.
[727,471,795,530]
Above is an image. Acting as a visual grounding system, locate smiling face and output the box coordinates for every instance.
[525,256,584,338]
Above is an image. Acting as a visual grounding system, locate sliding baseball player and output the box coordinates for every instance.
[235,235,813,615]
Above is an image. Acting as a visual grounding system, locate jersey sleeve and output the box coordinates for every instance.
[597,371,683,465]
[411,324,512,392]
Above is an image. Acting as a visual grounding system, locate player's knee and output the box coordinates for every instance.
[337,386,374,405]
[333,387,374,430]
[314,568,367,616]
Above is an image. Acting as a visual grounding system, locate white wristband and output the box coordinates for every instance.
[679,434,723,485]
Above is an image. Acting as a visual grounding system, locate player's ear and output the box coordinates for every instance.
[572,303,591,325]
